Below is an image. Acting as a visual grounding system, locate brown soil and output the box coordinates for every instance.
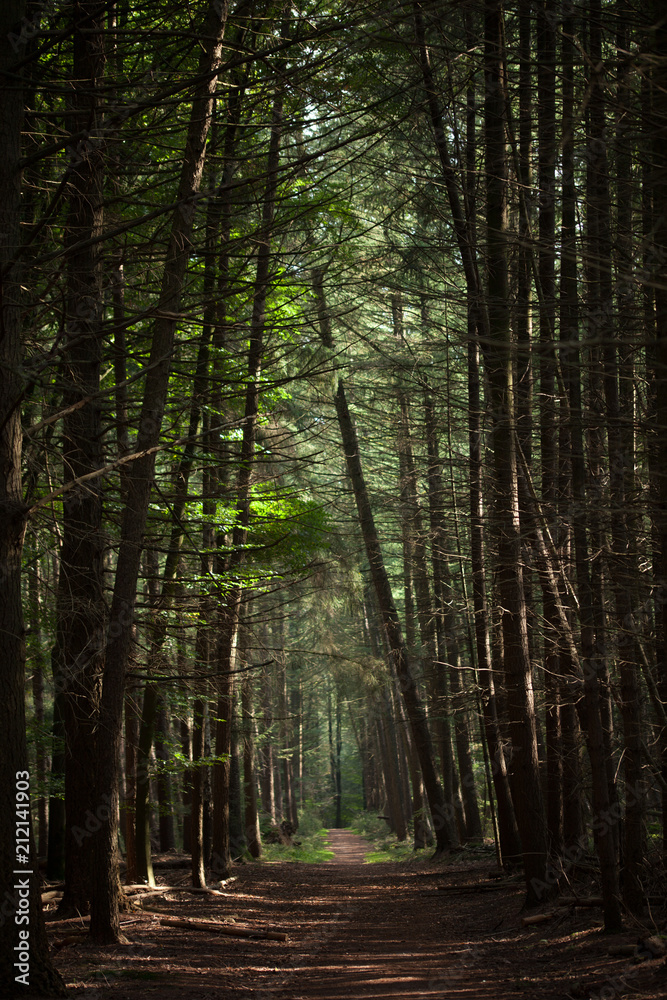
[48,830,667,999]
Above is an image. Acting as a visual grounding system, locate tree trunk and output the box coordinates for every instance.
[135,679,158,887]
[90,0,229,941]
[375,707,407,840]
[28,559,48,858]
[229,692,246,859]
[334,380,456,852]
[211,77,284,873]
[536,0,564,858]
[123,690,139,882]
[559,2,622,930]
[55,0,107,920]
[242,667,261,858]
[191,692,207,888]
[155,701,176,852]
[484,0,548,903]
[0,4,67,992]
[651,0,667,861]
[559,0,584,854]
[259,657,277,823]
[211,609,236,876]
[180,713,193,855]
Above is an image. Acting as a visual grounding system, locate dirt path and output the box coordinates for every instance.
[264,828,470,1000]
[50,832,666,999]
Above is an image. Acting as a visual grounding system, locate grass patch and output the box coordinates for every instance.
[349,811,437,864]
[349,810,390,842]
[363,839,434,863]
[261,827,335,864]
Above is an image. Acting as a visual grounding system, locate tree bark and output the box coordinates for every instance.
[536,0,564,857]
[123,689,139,882]
[559,1,622,930]
[155,700,176,851]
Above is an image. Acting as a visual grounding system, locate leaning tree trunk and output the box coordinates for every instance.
[334,381,457,852]
[0,4,67,994]
[90,0,230,942]
[211,78,284,876]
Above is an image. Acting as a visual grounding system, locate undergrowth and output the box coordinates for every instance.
[261,827,335,863]
[363,840,435,863]
[350,810,436,863]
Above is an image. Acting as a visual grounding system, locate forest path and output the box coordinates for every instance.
[52,834,665,999]
[261,827,464,999]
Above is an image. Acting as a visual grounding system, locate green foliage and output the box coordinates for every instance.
[349,810,390,842]
[26,715,63,800]
[362,841,435,864]
[261,828,335,864]
[350,813,436,863]
[246,490,329,572]
[294,801,327,837]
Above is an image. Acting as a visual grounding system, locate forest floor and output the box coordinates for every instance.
[47,829,667,1000]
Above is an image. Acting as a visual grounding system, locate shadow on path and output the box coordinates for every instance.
[257,828,494,1000]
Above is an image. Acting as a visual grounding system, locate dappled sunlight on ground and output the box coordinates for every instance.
[48,832,667,999]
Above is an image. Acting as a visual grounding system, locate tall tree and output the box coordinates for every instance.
[0,2,66,994]
[484,0,548,903]
[90,0,230,941]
